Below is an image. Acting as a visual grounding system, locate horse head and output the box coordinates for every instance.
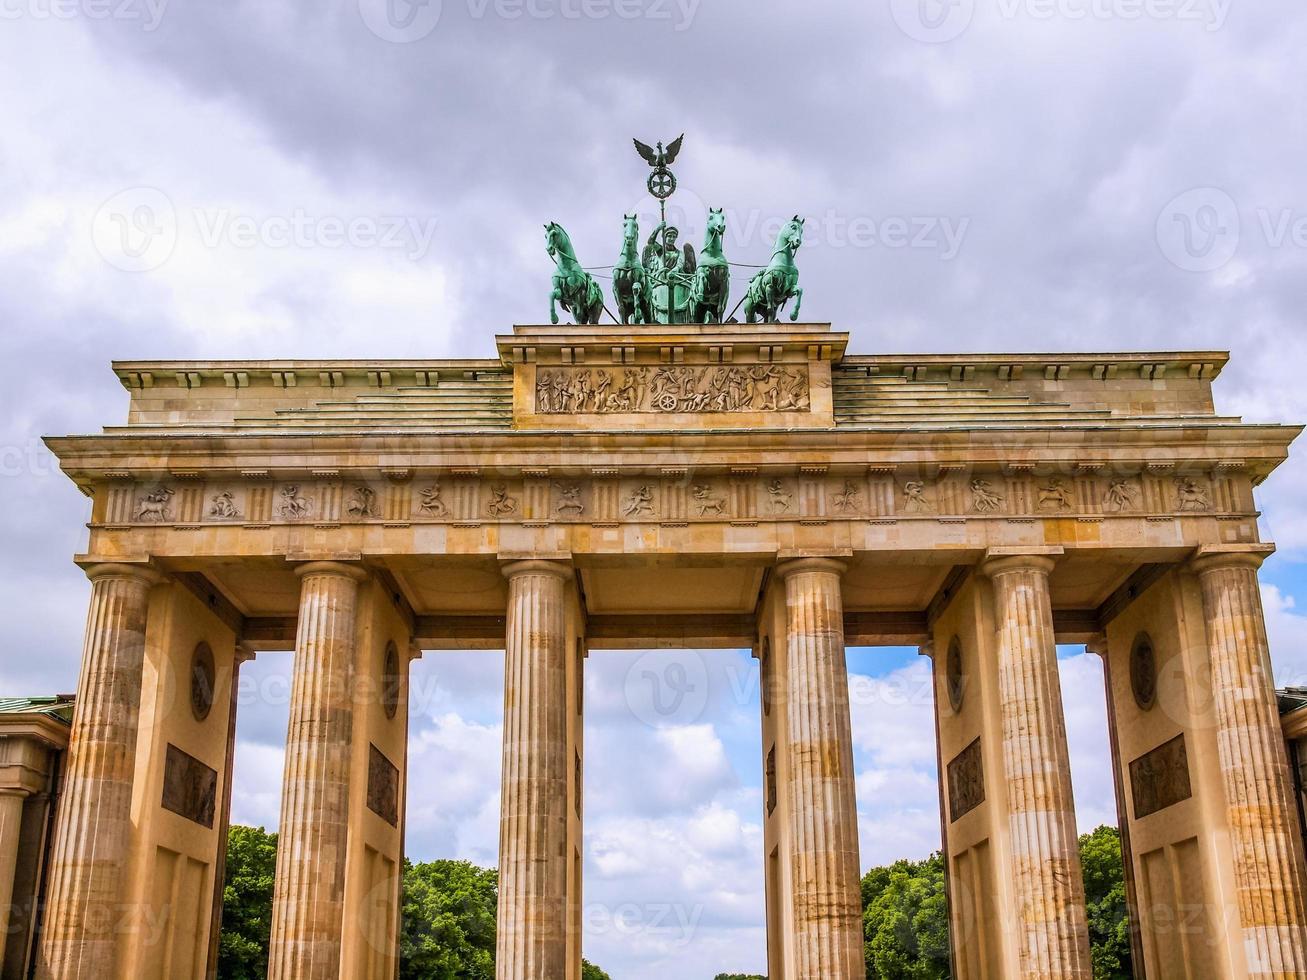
[704,207,726,248]
[544,222,572,261]
[775,215,805,257]
[622,213,640,246]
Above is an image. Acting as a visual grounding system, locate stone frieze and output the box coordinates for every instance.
[534,364,811,414]
[98,468,1246,528]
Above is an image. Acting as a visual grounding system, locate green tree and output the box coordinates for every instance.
[583,961,614,980]
[399,859,498,979]
[216,825,278,980]
[861,853,951,980]
[712,974,766,979]
[1079,826,1133,980]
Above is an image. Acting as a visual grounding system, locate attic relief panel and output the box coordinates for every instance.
[534,365,810,415]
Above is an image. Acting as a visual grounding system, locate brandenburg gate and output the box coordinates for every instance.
[20,312,1305,979]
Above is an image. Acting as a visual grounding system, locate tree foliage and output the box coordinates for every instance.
[399,859,498,979]
[861,853,951,979]
[856,826,1133,980]
[216,825,278,980]
[1079,826,1133,980]
[218,826,612,979]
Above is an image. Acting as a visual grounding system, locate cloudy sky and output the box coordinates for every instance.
[4,0,1307,976]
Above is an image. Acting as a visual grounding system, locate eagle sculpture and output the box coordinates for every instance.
[634,134,684,170]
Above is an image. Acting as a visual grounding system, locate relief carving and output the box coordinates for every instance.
[554,483,585,516]
[1104,479,1139,512]
[947,738,984,822]
[135,486,175,523]
[832,480,862,514]
[209,490,240,519]
[419,484,448,516]
[902,480,934,514]
[622,485,656,518]
[970,479,1003,513]
[767,479,793,513]
[692,484,727,516]
[536,364,810,415]
[346,486,377,518]
[1176,477,1210,512]
[279,485,313,519]
[1038,479,1074,511]
[1130,734,1192,819]
[486,484,518,517]
[366,743,400,827]
[161,743,217,829]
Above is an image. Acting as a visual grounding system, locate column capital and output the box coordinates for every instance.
[979,546,1063,579]
[80,562,165,587]
[776,556,847,579]
[501,558,573,582]
[294,560,368,582]
[1189,542,1276,577]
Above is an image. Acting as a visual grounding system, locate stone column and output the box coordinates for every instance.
[1191,546,1307,975]
[0,788,28,968]
[36,563,159,980]
[980,553,1092,979]
[497,560,570,980]
[777,557,862,979]
[267,561,367,980]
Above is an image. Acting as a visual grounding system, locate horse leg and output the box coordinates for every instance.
[789,285,804,322]
[549,284,561,325]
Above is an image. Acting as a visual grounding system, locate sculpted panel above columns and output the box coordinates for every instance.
[92,466,1254,530]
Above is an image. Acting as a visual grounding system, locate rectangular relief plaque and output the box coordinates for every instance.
[534,364,811,415]
[161,743,217,829]
[367,743,400,827]
[1130,733,1192,819]
[947,738,985,823]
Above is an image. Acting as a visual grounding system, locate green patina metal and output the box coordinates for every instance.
[543,136,808,326]
[545,222,604,325]
[743,215,805,323]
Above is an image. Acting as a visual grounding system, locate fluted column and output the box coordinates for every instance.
[777,557,862,979]
[0,788,28,968]
[267,561,367,980]
[497,560,570,980]
[36,562,159,980]
[981,553,1092,979]
[1192,546,1307,976]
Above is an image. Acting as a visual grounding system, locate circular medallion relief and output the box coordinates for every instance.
[1131,633,1158,711]
[382,641,402,720]
[946,637,966,713]
[190,642,216,722]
